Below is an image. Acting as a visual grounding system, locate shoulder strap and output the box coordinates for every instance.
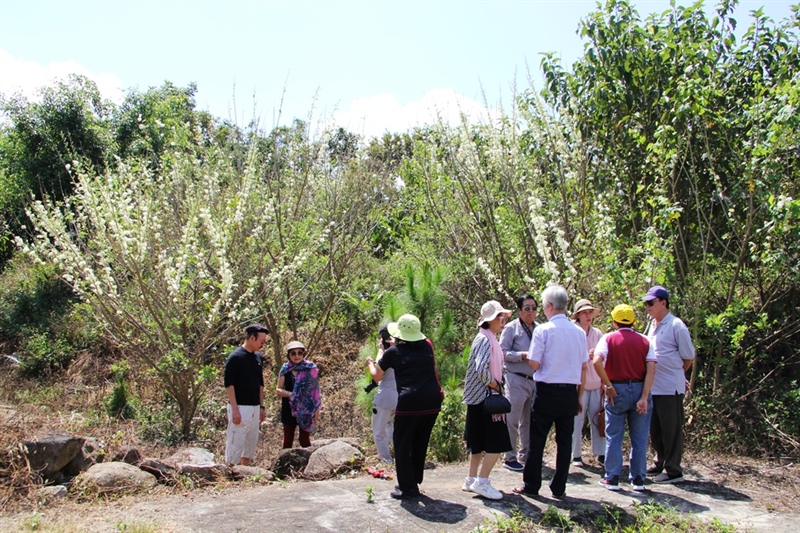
[426,339,444,398]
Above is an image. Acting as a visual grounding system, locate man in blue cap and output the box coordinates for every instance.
[642,286,695,483]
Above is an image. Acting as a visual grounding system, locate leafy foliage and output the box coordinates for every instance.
[0,75,113,263]
[428,386,466,462]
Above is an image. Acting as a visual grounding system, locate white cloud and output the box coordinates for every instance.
[0,50,124,104]
[332,88,497,139]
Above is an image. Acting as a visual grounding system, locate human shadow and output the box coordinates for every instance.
[672,479,752,502]
[478,494,546,524]
[620,488,712,513]
[566,470,597,485]
[399,494,468,524]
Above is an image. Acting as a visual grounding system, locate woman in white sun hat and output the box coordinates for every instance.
[570,299,606,467]
[462,300,514,500]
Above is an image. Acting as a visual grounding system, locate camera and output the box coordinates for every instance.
[379,329,392,350]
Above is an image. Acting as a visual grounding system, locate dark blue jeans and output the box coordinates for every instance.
[603,382,651,482]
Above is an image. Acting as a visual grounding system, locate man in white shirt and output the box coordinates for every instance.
[513,285,587,499]
[643,285,695,484]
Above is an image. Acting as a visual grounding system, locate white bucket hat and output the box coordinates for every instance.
[285,340,306,353]
[477,300,512,327]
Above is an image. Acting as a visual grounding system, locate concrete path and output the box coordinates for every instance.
[113,461,793,532]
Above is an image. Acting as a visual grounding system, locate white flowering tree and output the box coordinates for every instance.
[18,120,382,437]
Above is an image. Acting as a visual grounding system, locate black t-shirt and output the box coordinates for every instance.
[378,340,442,415]
[223,346,264,406]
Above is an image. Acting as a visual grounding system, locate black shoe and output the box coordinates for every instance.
[598,477,621,491]
[390,488,420,499]
[503,460,525,472]
[551,491,567,499]
[646,465,662,475]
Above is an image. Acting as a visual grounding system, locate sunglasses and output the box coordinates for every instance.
[288,350,305,356]
[522,305,537,311]
[644,300,658,307]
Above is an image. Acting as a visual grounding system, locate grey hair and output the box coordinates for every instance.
[541,285,569,312]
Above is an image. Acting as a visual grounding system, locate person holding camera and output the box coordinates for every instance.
[366,323,397,463]
[366,314,443,499]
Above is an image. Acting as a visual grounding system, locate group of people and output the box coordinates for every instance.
[495,284,694,499]
[223,282,694,502]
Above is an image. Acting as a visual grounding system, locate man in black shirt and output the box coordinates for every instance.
[224,323,269,466]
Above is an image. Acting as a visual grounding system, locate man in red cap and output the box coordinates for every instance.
[642,285,695,483]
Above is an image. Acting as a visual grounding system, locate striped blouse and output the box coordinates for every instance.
[462,333,501,405]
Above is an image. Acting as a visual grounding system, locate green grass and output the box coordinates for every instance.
[471,500,739,533]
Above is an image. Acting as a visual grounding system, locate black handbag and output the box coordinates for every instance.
[482,386,511,415]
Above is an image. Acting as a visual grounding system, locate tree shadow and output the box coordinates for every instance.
[399,494,468,524]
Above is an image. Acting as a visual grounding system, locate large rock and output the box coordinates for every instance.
[310,437,362,451]
[22,433,85,480]
[272,447,313,479]
[63,437,105,476]
[112,445,142,466]
[164,447,215,466]
[231,465,274,482]
[76,462,156,493]
[36,485,68,500]
[178,463,229,482]
[303,440,364,480]
[139,458,177,483]
[162,447,226,484]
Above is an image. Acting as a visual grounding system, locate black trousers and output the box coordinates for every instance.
[393,413,438,493]
[650,393,685,476]
[522,382,578,496]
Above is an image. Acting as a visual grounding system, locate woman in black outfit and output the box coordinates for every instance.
[366,314,443,499]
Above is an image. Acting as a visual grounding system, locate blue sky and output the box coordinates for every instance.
[0,0,795,137]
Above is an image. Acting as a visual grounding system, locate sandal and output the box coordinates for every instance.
[512,485,538,496]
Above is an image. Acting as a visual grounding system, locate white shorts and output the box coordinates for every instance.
[225,404,260,464]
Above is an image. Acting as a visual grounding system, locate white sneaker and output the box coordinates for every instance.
[462,477,476,492]
[470,479,503,500]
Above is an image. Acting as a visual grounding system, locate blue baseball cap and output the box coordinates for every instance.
[642,285,669,301]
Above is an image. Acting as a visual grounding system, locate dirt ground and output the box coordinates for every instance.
[0,448,797,533]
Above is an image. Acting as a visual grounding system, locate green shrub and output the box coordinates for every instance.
[139,400,184,445]
[428,386,466,462]
[0,257,75,343]
[104,361,136,419]
[17,332,74,377]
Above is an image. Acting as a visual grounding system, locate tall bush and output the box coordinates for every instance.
[17,120,385,438]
